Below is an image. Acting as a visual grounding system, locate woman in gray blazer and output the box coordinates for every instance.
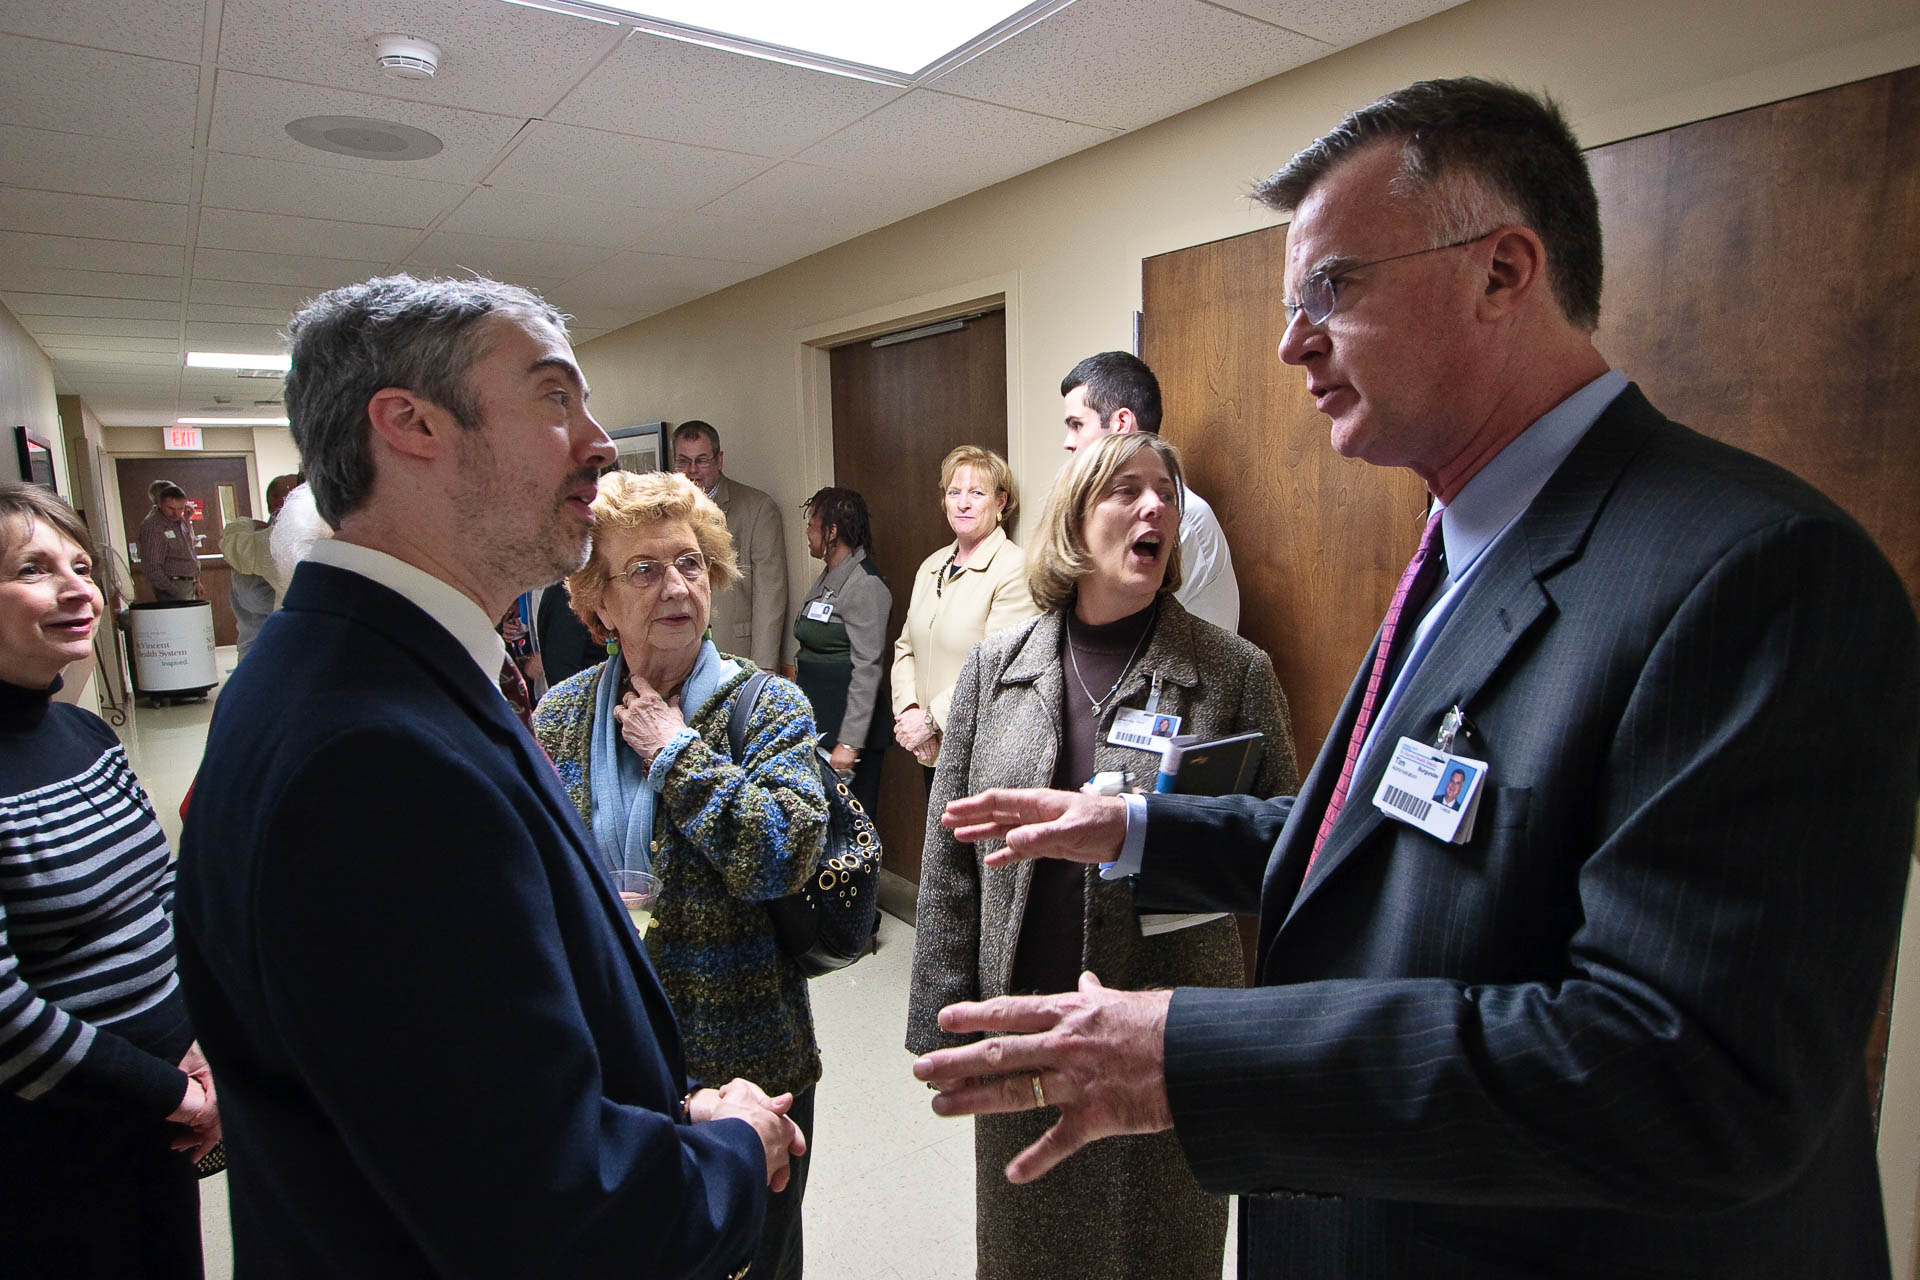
[906,433,1298,1280]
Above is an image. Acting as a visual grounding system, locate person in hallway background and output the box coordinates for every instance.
[1061,352,1239,631]
[672,420,788,672]
[533,575,605,691]
[891,446,1039,787]
[913,79,1920,1280]
[137,481,201,602]
[0,481,221,1279]
[535,468,828,1280]
[220,471,301,656]
[793,486,891,818]
[907,433,1295,1279]
[175,274,799,1277]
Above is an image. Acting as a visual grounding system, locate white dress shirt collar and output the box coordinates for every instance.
[308,539,507,682]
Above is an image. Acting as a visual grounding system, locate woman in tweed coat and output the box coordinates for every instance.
[533,470,825,1280]
[906,433,1298,1280]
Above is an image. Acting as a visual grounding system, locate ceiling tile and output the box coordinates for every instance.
[201,152,470,228]
[0,231,185,277]
[0,265,182,301]
[484,121,772,211]
[3,293,180,321]
[209,71,529,183]
[0,125,195,204]
[1211,0,1468,46]
[404,230,611,282]
[698,161,958,236]
[216,0,625,117]
[549,31,904,159]
[182,321,293,348]
[192,249,391,290]
[439,185,680,250]
[38,333,181,353]
[0,189,190,244]
[0,0,206,64]
[548,250,762,316]
[188,277,333,313]
[0,37,199,146]
[186,301,298,324]
[930,0,1329,131]
[793,91,1115,193]
[197,208,422,262]
[22,316,180,339]
[638,211,845,267]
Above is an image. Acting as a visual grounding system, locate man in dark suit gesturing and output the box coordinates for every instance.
[177,275,800,1277]
[915,81,1919,1278]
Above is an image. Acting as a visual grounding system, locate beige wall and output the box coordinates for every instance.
[0,300,63,492]
[573,0,1920,1270]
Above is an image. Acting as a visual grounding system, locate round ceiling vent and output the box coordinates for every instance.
[284,115,445,162]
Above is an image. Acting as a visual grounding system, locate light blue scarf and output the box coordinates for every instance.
[587,639,741,874]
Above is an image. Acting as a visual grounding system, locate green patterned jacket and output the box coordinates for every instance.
[533,657,826,1096]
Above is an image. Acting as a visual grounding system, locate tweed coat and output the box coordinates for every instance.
[907,598,1297,1280]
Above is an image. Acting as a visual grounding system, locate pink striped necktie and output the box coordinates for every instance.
[1306,508,1447,880]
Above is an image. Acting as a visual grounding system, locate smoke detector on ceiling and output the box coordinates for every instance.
[372,34,441,80]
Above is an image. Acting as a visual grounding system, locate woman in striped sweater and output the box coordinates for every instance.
[0,481,220,1278]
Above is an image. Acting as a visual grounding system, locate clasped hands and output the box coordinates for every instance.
[685,1078,808,1191]
[912,787,1171,1184]
[892,706,939,765]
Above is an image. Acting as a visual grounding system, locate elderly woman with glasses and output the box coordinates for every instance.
[533,469,826,1280]
[906,433,1298,1280]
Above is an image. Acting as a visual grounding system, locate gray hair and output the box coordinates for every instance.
[282,274,566,525]
[1255,77,1602,332]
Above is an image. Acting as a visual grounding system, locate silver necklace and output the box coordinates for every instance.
[1065,606,1155,715]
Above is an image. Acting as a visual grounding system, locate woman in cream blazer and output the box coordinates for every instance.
[890,446,1038,783]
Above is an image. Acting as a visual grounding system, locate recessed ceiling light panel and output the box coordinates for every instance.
[285,115,445,162]
[574,0,1053,76]
[186,352,292,371]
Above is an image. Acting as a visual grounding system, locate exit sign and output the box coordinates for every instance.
[165,426,203,450]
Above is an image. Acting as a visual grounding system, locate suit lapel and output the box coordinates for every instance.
[1274,386,1665,927]
[286,564,645,953]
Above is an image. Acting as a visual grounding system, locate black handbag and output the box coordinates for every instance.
[727,672,881,977]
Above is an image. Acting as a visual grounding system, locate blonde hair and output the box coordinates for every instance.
[1026,433,1185,613]
[566,470,740,642]
[939,445,1018,529]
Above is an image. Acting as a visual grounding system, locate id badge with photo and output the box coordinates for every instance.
[1107,706,1180,752]
[1371,736,1488,844]
[805,600,834,622]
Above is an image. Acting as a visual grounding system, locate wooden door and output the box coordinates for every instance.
[828,310,1009,885]
[115,455,252,646]
[1143,69,1918,1120]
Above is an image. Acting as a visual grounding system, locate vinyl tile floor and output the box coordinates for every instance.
[116,648,1235,1279]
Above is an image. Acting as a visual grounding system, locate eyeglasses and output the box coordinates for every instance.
[1282,229,1499,326]
[621,552,706,591]
[675,453,716,470]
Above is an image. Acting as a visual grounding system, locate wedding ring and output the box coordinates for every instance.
[1031,1073,1047,1108]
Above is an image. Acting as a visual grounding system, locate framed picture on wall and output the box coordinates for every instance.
[15,426,56,492]
[608,422,665,474]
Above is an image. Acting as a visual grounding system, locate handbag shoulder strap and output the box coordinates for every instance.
[726,669,773,764]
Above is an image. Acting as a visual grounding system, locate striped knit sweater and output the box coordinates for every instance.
[0,678,191,1116]
[533,656,827,1096]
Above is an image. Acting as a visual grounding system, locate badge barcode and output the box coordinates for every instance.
[1383,785,1431,821]
[1111,728,1152,748]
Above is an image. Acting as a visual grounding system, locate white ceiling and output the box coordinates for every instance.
[0,0,1464,427]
